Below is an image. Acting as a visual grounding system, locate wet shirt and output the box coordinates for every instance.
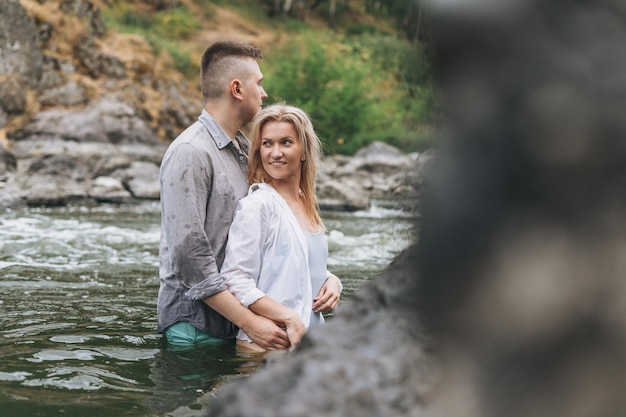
[157,110,249,338]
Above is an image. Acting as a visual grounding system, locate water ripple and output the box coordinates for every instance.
[0,202,415,415]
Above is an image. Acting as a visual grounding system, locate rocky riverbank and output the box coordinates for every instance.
[0,122,431,211]
[0,0,431,212]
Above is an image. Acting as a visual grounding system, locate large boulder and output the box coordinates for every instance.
[2,93,166,207]
[417,1,626,416]
[317,141,429,211]
[209,244,430,417]
[12,95,158,144]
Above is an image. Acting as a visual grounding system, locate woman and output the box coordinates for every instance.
[220,103,342,352]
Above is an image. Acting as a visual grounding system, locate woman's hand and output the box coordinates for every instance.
[313,274,342,313]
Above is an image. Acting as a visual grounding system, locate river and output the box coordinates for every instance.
[0,201,416,417]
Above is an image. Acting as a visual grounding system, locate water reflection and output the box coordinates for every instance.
[0,202,415,416]
[147,342,263,414]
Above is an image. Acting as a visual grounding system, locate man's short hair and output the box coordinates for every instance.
[200,41,263,100]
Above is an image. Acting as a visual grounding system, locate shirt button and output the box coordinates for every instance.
[239,155,244,161]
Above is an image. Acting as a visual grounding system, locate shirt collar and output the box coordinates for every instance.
[198,109,249,152]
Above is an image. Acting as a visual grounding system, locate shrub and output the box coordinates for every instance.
[264,34,383,154]
[264,32,437,154]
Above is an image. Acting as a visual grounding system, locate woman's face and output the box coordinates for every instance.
[259,120,304,186]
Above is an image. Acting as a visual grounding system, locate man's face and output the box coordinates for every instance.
[239,58,268,123]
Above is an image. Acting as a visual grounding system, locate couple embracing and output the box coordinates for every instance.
[157,40,342,352]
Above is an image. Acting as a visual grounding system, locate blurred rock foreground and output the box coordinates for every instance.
[0,0,427,211]
[206,0,626,416]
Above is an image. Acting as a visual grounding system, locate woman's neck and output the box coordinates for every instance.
[271,181,302,205]
[269,178,316,232]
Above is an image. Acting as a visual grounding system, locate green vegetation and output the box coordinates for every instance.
[101,0,438,154]
[264,32,437,154]
[101,1,206,77]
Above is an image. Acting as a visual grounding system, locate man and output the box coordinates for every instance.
[157,40,292,349]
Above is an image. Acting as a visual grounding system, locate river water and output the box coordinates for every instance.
[0,201,416,417]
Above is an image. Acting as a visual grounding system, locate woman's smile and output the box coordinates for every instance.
[260,121,304,185]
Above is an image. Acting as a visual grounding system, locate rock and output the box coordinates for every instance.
[38,80,88,107]
[352,140,408,165]
[418,1,626,417]
[338,142,414,178]
[0,141,16,177]
[0,0,44,87]
[24,175,89,206]
[0,133,166,208]
[89,176,132,203]
[92,154,133,177]
[12,95,158,144]
[26,154,85,179]
[0,75,28,115]
[0,178,21,209]
[60,0,107,37]
[0,109,7,129]
[315,142,427,211]
[116,161,161,199]
[1,127,424,209]
[316,175,370,211]
[208,244,432,417]
[75,37,127,79]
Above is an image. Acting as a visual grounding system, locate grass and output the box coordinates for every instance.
[99,0,438,153]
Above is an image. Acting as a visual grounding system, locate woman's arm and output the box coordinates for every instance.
[220,198,267,306]
[221,195,305,347]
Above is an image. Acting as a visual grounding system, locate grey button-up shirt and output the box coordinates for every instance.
[157,109,250,338]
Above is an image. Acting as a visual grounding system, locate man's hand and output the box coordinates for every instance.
[240,314,290,350]
[203,290,291,350]
[313,274,342,313]
[280,311,306,348]
[247,297,307,349]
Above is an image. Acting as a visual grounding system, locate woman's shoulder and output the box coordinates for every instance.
[248,183,280,200]
[239,183,279,208]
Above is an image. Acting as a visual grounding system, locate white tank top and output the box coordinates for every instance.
[305,230,328,326]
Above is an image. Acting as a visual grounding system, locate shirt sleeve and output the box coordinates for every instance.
[160,143,226,298]
[326,270,344,293]
[220,195,267,307]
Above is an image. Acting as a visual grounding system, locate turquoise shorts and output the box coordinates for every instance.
[164,322,230,346]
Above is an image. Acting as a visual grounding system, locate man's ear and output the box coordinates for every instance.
[232,80,242,97]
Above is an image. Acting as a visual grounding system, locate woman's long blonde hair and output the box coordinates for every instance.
[248,103,325,230]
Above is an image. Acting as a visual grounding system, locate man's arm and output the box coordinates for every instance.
[203,290,291,350]
[247,296,306,348]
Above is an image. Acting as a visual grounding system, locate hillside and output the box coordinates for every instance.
[0,0,427,209]
[2,0,405,145]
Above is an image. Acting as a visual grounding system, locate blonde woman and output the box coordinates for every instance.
[221,103,343,352]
